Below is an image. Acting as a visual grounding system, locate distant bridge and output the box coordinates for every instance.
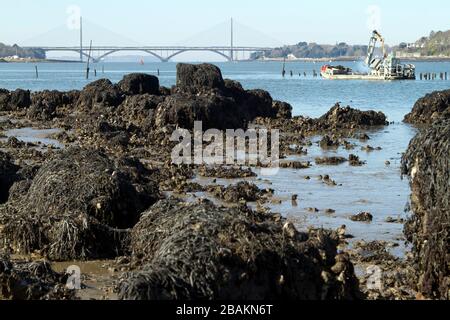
[22,46,273,62]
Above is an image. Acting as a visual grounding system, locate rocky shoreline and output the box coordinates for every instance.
[0,63,448,300]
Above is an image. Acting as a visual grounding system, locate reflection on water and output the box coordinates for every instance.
[2,127,63,149]
[193,124,416,257]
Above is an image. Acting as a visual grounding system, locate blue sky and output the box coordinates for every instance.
[2,0,449,47]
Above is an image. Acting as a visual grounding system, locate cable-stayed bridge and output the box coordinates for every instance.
[21,18,278,62]
[23,45,273,63]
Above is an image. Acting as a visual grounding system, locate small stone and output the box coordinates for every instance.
[350,212,373,222]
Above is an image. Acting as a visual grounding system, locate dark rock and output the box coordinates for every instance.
[223,79,245,98]
[404,89,450,125]
[198,166,256,179]
[315,156,348,165]
[0,148,160,260]
[319,135,339,149]
[28,90,71,120]
[350,212,373,222]
[349,154,365,166]
[402,119,449,299]
[271,101,293,119]
[159,86,171,96]
[318,103,388,128]
[0,152,19,204]
[118,73,160,96]
[385,217,404,224]
[0,256,71,300]
[280,160,310,169]
[116,94,164,132]
[176,63,225,94]
[207,181,271,203]
[0,89,31,111]
[0,89,10,111]
[240,89,274,120]
[154,64,280,130]
[9,89,31,110]
[118,199,360,300]
[77,79,124,109]
[154,93,242,130]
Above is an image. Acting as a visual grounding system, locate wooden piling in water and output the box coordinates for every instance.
[445,72,448,80]
[86,40,93,80]
[35,66,39,79]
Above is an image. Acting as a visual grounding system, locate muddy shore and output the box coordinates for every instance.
[0,63,448,300]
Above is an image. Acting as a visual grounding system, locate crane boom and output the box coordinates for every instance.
[365,30,386,66]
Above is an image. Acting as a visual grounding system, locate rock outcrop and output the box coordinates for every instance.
[0,148,160,261]
[402,119,450,299]
[176,63,225,94]
[318,103,388,128]
[404,89,450,125]
[28,90,79,120]
[155,63,280,130]
[77,79,124,109]
[118,199,360,300]
[0,152,18,204]
[118,73,160,96]
[0,89,31,111]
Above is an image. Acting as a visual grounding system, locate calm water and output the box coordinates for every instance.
[1,60,449,121]
[1,60,449,253]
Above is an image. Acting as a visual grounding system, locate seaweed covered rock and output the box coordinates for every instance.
[402,119,450,299]
[0,152,19,204]
[404,89,450,125]
[115,94,165,131]
[118,199,360,300]
[118,73,160,96]
[77,79,124,109]
[0,89,31,111]
[239,89,274,120]
[154,64,280,130]
[318,103,387,128]
[0,148,160,260]
[154,93,242,130]
[207,181,271,203]
[176,63,225,94]
[0,255,70,300]
[28,90,79,120]
[272,100,293,119]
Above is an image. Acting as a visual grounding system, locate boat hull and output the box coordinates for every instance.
[321,72,415,81]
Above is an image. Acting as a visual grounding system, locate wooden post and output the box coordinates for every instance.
[86,40,93,80]
[35,66,39,79]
